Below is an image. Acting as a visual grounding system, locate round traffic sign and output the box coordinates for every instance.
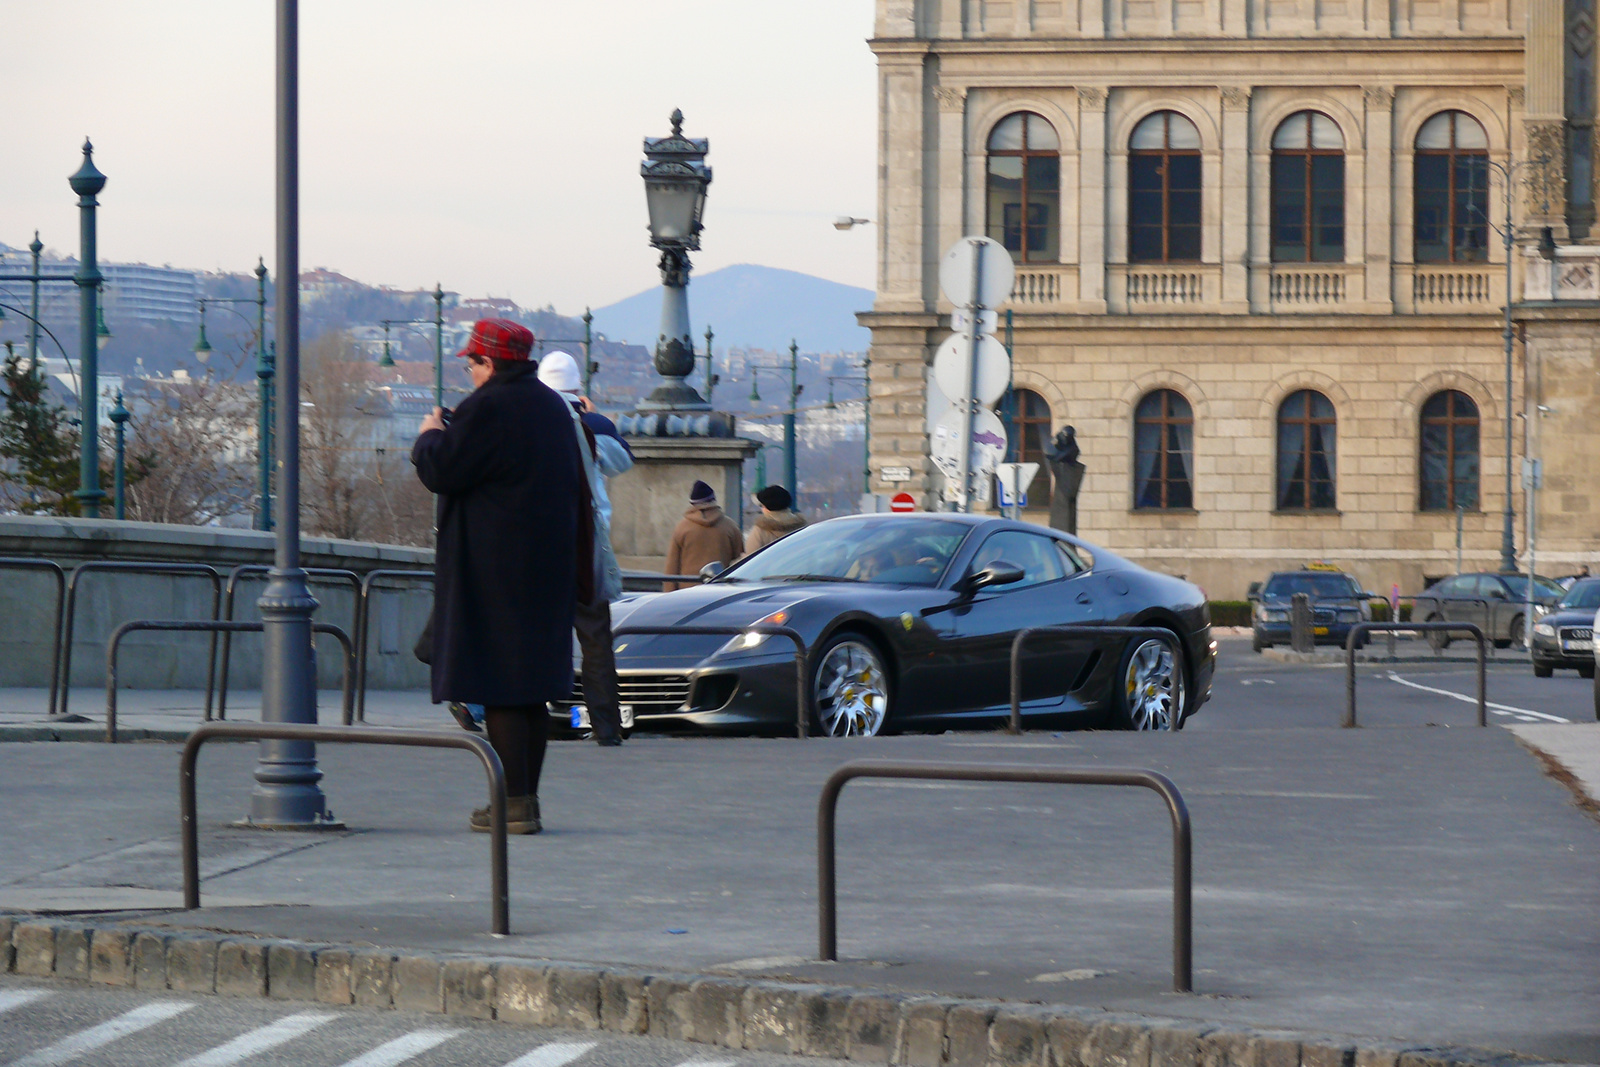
[931,333,1011,408]
[889,492,917,513]
[930,408,1009,485]
[939,236,1015,310]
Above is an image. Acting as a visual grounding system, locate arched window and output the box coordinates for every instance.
[986,113,1060,264]
[1129,111,1202,263]
[1276,390,1337,510]
[1419,390,1480,511]
[1134,389,1194,509]
[995,387,1053,505]
[1271,111,1345,262]
[1414,111,1490,263]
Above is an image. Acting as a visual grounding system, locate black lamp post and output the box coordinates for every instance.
[109,390,129,520]
[69,139,106,518]
[638,109,712,411]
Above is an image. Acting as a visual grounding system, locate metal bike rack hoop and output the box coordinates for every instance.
[355,569,434,722]
[1010,625,1183,735]
[217,565,361,719]
[817,758,1193,993]
[610,623,811,738]
[181,720,508,935]
[1344,622,1486,728]
[0,558,66,717]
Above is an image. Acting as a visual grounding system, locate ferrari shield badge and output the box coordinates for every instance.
[900,612,914,631]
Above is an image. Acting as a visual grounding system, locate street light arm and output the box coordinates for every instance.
[0,301,80,395]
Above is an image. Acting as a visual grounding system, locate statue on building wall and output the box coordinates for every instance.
[1044,425,1086,535]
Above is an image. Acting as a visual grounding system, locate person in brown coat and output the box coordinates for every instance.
[665,480,743,590]
[744,484,807,556]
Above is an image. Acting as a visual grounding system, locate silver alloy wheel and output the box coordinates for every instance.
[1123,638,1184,731]
[814,639,890,737]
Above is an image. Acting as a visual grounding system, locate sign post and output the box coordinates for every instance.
[936,237,1014,513]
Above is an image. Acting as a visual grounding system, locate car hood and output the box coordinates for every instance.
[610,581,849,636]
[1539,607,1599,627]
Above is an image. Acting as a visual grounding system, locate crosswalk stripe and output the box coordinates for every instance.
[500,1040,599,1067]
[6,1000,194,1067]
[0,990,50,1014]
[334,1029,460,1067]
[170,1011,338,1067]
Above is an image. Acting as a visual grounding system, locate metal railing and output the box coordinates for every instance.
[58,562,223,720]
[609,623,811,738]
[1344,622,1486,728]
[817,759,1193,993]
[181,721,508,934]
[1009,626,1182,735]
[107,620,356,742]
[0,558,66,716]
[216,565,361,719]
[354,569,434,722]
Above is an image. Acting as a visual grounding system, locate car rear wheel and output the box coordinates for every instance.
[1426,615,1451,650]
[1113,635,1185,732]
[1506,614,1526,651]
[812,633,891,737]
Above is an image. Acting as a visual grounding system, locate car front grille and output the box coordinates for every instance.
[1559,627,1594,643]
[571,672,692,715]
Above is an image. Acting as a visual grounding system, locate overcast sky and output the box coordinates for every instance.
[1,1,878,314]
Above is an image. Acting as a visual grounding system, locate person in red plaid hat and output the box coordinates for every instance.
[413,318,594,835]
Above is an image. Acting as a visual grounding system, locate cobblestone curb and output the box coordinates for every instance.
[0,914,1583,1067]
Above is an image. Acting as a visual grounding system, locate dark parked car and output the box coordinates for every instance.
[1247,567,1373,652]
[1530,578,1600,678]
[1409,571,1563,650]
[554,514,1215,736]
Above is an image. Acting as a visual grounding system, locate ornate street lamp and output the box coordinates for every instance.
[68,138,107,518]
[638,109,712,411]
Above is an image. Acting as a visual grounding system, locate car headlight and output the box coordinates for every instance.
[1533,621,1557,637]
[1261,608,1288,622]
[716,610,790,655]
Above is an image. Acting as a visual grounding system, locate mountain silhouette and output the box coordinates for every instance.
[590,263,872,354]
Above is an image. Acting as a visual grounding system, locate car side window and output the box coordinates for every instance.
[969,531,1067,589]
[1439,576,1470,597]
[1476,575,1506,599]
[1054,540,1087,576]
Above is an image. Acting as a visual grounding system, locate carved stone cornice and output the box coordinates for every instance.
[1220,86,1251,111]
[1362,86,1394,110]
[932,86,967,113]
[1077,87,1107,110]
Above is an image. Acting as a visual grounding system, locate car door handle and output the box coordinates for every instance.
[1076,592,1092,605]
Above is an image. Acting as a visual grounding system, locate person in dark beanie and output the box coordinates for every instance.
[665,480,743,590]
[744,483,807,556]
[414,318,592,834]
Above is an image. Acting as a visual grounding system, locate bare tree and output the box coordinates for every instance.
[122,368,256,525]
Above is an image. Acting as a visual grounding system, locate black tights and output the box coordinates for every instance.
[484,705,548,799]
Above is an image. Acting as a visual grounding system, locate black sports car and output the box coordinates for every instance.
[554,514,1214,736]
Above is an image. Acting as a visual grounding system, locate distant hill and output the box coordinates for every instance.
[590,264,872,354]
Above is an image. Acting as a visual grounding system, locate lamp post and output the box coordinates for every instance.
[109,390,129,520]
[638,109,712,411]
[69,139,106,518]
[433,283,445,407]
[827,372,871,498]
[194,257,274,530]
[251,0,337,830]
[745,340,804,493]
[703,324,717,405]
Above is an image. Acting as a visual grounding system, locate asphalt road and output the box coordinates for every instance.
[1196,634,1593,730]
[0,974,852,1067]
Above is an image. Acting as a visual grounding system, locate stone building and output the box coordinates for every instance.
[862,0,1600,597]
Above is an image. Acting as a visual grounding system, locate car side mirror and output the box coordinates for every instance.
[1246,581,1262,600]
[967,562,1024,594]
[699,561,725,583]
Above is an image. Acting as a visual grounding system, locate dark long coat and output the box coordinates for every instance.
[412,362,587,706]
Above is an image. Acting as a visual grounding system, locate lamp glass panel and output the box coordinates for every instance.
[645,180,699,243]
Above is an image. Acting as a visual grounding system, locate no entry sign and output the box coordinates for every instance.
[889,492,917,513]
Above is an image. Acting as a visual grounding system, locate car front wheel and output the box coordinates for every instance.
[1113,635,1186,732]
[812,633,891,737]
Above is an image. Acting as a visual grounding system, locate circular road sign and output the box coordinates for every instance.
[890,492,917,513]
[932,332,1011,408]
[939,236,1015,310]
[930,407,1009,485]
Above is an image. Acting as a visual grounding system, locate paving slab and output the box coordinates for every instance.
[0,714,1596,1062]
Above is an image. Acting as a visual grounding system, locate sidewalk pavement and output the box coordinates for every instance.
[1,706,1598,1064]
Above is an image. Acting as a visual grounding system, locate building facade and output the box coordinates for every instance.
[864,0,1600,597]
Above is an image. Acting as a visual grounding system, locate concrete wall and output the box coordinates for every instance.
[0,516,433,690]
[608,437,762,572]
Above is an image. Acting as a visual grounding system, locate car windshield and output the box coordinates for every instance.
[1262,573,1361,599]
[1557,580,1600,609]
[724,518,971,586]
[1501,574,1565,599]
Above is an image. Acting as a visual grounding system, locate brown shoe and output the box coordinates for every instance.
[470,795,541,834]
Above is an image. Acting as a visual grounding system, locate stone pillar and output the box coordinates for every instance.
[1523,0,1567,232]
[606,436,760,573]
[934,85,969,267]
[1363,86,1396,313]
[873,43,932,312]
[1219,87,1251,311]
[1077,87,1109,313]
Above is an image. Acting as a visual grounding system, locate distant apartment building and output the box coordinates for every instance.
[0,245,197,340]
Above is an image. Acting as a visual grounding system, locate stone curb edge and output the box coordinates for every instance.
[1,914,1587,1067]
[0,726,190,743]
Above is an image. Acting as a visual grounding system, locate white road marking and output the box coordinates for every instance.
[335,1029,460,1067]
[172,1011,337,1067]
[0,990,50,1014]
[1385,672,1571,723]
[6,1001,194,1067]
[501,1041,599,1067]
